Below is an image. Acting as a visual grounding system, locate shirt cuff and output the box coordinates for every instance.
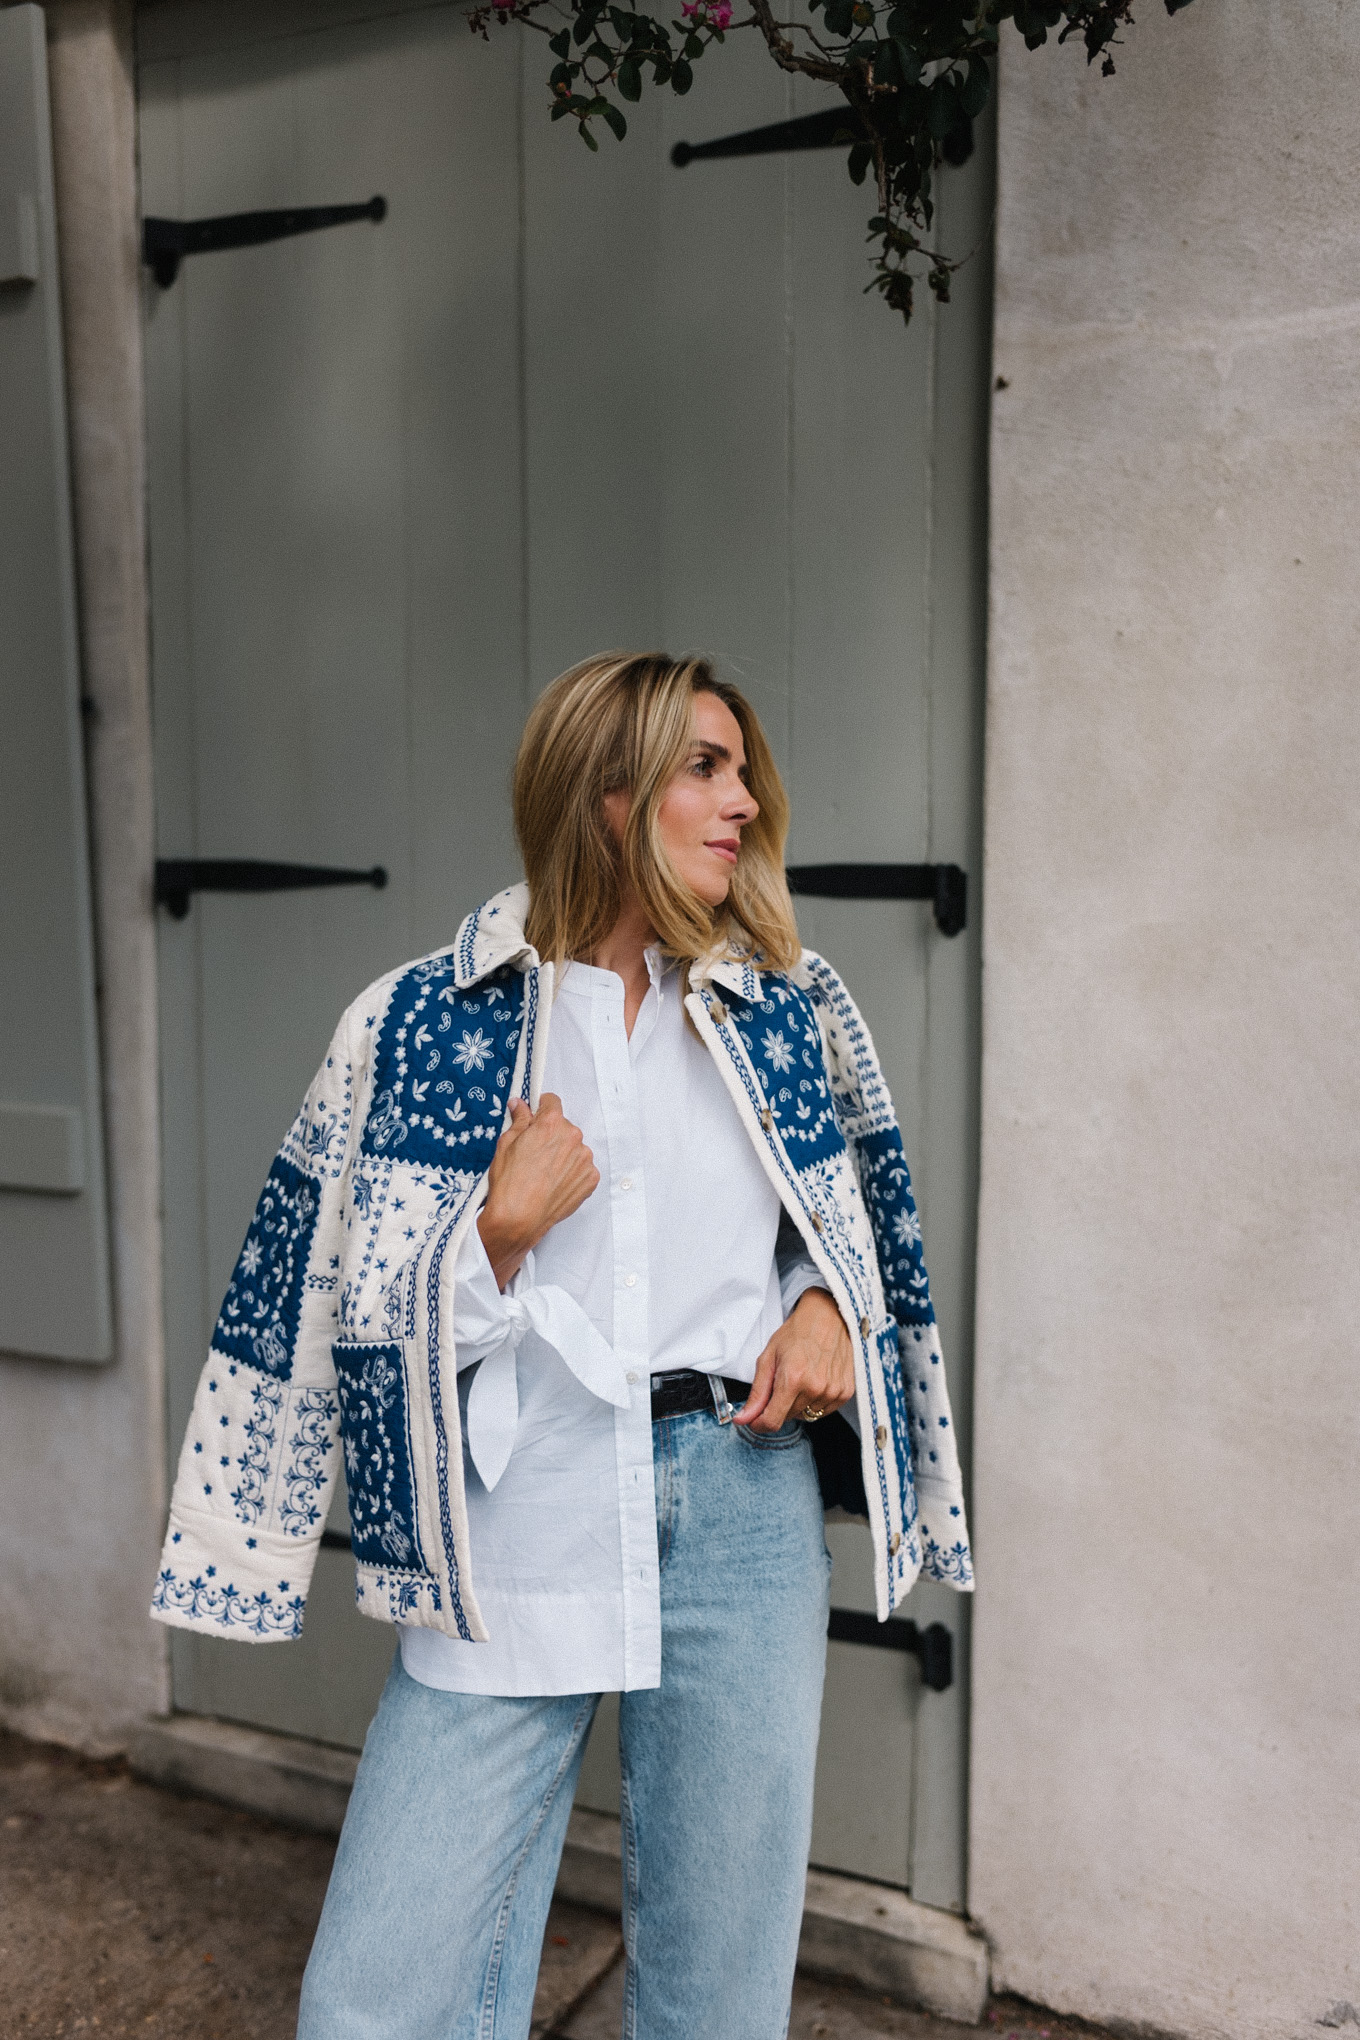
[450,1218,516,1367]
[778,1249,829,1319]
[451,1219,631,1492]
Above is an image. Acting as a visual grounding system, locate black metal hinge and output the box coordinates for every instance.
[786,862,966,938]
[141,196,386,288]
[154,858,387,920]
[672,106,973,170]
[828,1607,953,1691]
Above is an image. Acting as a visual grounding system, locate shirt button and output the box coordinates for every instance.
[626,1370,639,1384]
[625,1274,638,1288]
[620,1177,633,1191]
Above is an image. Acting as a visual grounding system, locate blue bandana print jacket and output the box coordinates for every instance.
[151,886,973,1646]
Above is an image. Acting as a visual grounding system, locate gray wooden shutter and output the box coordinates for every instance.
[0,3,113,1362]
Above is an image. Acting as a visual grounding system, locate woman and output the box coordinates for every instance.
[152,652,972,2040]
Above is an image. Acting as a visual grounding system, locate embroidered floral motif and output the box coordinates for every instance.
[279,1388,339,1536]
[230,1374,284,1524]
[920,1531,974,1587]
[214,1155,323,1381]
[152,1567,306,1637]
[450,1028,494,1072]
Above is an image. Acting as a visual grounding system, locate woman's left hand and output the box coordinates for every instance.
[734,1288,855,1435]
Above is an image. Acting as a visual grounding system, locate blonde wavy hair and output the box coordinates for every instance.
[514,652,801,976]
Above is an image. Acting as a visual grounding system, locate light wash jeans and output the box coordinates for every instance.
[297,1404,831,2040]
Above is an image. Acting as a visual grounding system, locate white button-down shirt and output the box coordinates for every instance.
[399,951,823,1697]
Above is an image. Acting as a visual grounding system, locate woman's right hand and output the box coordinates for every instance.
[476,1094,600,1289]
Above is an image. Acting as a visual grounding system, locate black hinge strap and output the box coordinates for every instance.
[786,862,966,937]
[672,108,973,170]
[154,858,387,920]
[828,1607,954,1691]
[141,196,386,288]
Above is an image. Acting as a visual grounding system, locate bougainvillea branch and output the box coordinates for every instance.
[468,0,1196,321]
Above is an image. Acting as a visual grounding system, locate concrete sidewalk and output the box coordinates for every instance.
[0,1729,1103,2040]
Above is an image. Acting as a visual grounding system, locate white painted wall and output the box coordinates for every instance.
[971,5,1360,2035]
[0,0,168,1751]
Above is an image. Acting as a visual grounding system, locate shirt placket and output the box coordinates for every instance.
[589,975,660,1688]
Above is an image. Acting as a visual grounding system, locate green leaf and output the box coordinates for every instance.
[548,28,571,56]
[927,75,962,138]
[671,56,693,91]
[873,38,901,84]
[847,141,873,185]
[959,54,990,118]
[579,121,600,150]
[602,99,628,138]
[892,35,923,83]
[589,40,615,63]
[618,55,643,97]
[684,30,703,56]
[651,54,672,81]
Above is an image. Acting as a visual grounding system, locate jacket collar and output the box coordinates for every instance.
[453,884,764,1006]
[451,883,539,987]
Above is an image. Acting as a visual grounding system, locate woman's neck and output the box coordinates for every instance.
[587,891,657,1037]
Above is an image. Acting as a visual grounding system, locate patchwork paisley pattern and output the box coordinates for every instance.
[724,978,845,1167]
[213,1154,323,1381]
[856,1126,934,1329]
[361,960,520,1172]
[333,1341,428,1575]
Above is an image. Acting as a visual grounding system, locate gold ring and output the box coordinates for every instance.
[800,1405,825,1423]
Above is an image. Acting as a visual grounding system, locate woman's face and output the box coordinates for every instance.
[606,690,759,908]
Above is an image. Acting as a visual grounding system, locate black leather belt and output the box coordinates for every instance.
[650,1369,749,1422]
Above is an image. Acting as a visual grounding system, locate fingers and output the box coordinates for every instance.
[732,1337,778,1429]
[499,1097,533,1142]
[734,1301,857,1433]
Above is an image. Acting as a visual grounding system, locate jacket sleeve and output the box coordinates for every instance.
[150,1006,364,1641]
[799,947,974,1593]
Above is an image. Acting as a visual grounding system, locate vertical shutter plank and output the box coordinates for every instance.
[0,4,112,1363]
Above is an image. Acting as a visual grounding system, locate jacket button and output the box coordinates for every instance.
[859,1315,871,1338]
[875,1425,887,1448]
[711,1001,727,1025]
[890,1531,901,1556]
[760,1108,773,1132]
[810,1212,823,1234]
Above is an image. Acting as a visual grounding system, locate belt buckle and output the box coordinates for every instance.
[707,1373,735,1426]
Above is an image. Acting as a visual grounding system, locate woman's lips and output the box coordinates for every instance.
[706,839,740,865]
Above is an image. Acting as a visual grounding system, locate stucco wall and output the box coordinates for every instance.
[971,5,1360,2035]
[0,0,168,1749]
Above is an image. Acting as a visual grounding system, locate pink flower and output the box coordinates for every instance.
[682,0,732,25]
